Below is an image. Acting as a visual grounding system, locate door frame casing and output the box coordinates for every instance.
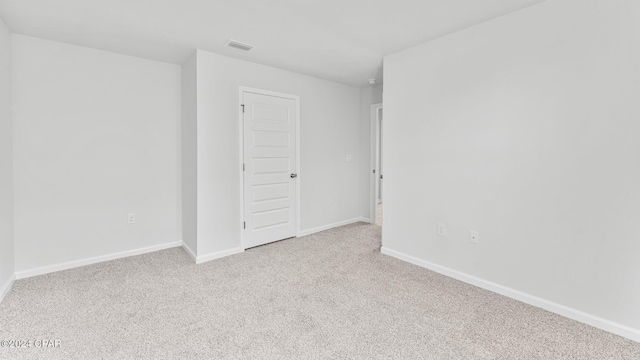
[238,86,301,249]
[370,103,383,224]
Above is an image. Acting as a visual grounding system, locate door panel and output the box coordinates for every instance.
[243,92,297,248]
[378,114,383,202]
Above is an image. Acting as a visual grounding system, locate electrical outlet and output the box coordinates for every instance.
[437,223,446,237]
[128,213,136,224]
[470,231,479,244]
[329,197,334,206]
[346,154,353,163]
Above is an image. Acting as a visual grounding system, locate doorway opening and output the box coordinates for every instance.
[371,103,383,226]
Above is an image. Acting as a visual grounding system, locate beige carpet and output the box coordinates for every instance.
[0,223,638,359]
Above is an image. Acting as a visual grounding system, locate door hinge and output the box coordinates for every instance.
[243,221,246,229]
[373,169,376,173]
[242,163,245,171]
[241,104,245,113]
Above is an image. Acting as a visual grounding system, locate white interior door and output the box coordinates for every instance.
[378,111,383,202]
[243,91,297,249]
[370,103,383,223]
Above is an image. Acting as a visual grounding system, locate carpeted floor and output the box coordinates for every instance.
[1,222,638,359]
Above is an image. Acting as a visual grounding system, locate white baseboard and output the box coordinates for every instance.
[181,241,197,263]
[196,247,244,264]
[381,247,640,343]
[15,241,183,279]
[298,217,370,237]
[0,273,15,303]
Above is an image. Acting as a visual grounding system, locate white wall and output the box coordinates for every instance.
[181,52,197,255]
[12,35,181,273]
[359,85,383,220]
[194,50,362,256]
[0,16,14,295]
[383,0,640,336]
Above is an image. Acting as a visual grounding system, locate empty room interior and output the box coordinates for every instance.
[1,0,639,358]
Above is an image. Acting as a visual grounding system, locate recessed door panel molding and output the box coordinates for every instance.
[241,88,299,249]
[252,104,291,123]
[251,130,290,148]
[252,157,290,176]
[252,183,290,203]
[253,208,290,230]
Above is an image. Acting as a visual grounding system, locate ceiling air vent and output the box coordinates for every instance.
[226,39,254,52]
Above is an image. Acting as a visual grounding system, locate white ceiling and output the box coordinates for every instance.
[0,0,545,87]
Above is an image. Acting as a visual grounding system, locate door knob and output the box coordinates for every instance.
[290,173,298,178]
